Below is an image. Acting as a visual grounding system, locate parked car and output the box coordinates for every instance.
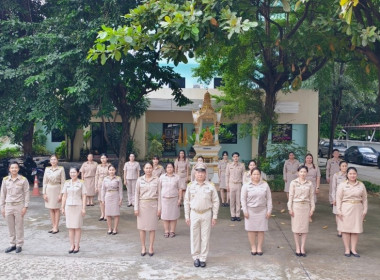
[378,155,380,169]
[344,146,379,165]
[318,140,347,158]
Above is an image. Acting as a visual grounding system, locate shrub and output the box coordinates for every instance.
[0,147,22,159]
[267,174,285,192]
[147,139,163,159]
[55,141,66,159]
[362,180,380,193]
[32,145,49,156]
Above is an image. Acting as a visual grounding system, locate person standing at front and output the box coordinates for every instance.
[287,165,315,257]
[134,162,161,257]
[79,153,98,206]
[303,154,320,213]
[124,153,140,207]
[101,165,123,235]
[218,151,229,207]
[336,167,367,258]
[326,149,342,206]
[1,162,30,253]
[43,155,65,234]
[61,167,86,254]
[283,152,300,199]
[226,152,245,221]
[159,162,181,238]
[190,156,209,181]
[184,163,219,268]
[95,154,110,221]
[241,168,272,256]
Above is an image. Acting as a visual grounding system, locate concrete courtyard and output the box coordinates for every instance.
[0,185,379,280]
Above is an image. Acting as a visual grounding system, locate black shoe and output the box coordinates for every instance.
[149,252,154,257]
[69,249,74,254]
[200,261,206,268]
[225,203,230,206]
[48,230,53,233]
[107,231,112,235]
[99,217,104,221]
[141,252,146,256]
[257,252,263,256]
[301,253,307,257]
[73,249,80,254]
[230,217,236,221]
[295,252,301,257]
[337,234,342,238]
[351,251,360,258]
[236,217,241,221]
[15,247,22,253]
[104,218,107,221]
[251,251,257,256]
[5,246,16,253]
[128,204,132,207]
[112,231,118,235]
[344,253,351,257]
[52,229,59,234]
[194,259,200,267]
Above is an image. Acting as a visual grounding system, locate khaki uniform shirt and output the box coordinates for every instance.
[134,175,161,211]
[80,161,98,178]
[184,180,220,220]
[283,159,300,180]
[159,174,180,198]
[175,159,189,178]
[152,165,165,178]
[287,178,315,212]
[326,158,341,179]
[336,180,368,215]
[42,166,65,194]
[0,175,30,209]
[62,179,86,206]
[241,180,273,215]
[225,162,245,186]
[101,176,123,201]
[331,171,346,202]
[95,164,110,189]
[123,161,141,180]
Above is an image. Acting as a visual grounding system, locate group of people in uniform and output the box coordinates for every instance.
[0,148,369,264]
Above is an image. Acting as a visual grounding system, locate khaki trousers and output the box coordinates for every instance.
[5,203,24,247]
[329,177,334,204]
[190,210,212,262]
[229,183,242,217]
[127,179,137,205]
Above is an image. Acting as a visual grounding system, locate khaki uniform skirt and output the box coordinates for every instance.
[338,202,364,233]
[105,191,121,217]
[178,175,187,190]
[245,206,268,231]
[137,200,158,231]
[84,177,96,197]
[45,183,62,209]
[161,197,180,221]
[291,202,310,233]
[65,205,83,229]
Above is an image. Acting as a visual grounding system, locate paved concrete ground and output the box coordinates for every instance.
[0,185,379,280]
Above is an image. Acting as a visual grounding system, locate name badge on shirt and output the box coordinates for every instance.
[190,188,196,194]
[204,187,211,193]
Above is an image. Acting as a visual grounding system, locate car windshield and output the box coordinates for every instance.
[358,147,375,153]
[334,143,345,147]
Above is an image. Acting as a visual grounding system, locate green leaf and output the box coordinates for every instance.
[115,50,121,61]
[101,53,106,65]
[191,26,199,35]
[281,0,291,12]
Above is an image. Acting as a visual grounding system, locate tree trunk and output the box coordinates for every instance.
[117,114,131,177]
[258,89,277,157]
[69,134,75,162]
[22,121,34,157]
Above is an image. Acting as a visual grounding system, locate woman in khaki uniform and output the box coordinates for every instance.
[218,151,229,207]
[123,153,141,207]
[303,153,320,208]
[101,165,123,235]
[95,154,110,221]
[135,162,161,257]
[243,160,267,185]
[159,162,181,238]
[61,167,86,254]
[43,155,66,234]
[331,160,348,237]
[241,168,272,256]
[287,165,315,257]
[336,167,367,257]
[79,153,98,206]
[152,156,165,178]
[283,152,300,198]
[174,150,189,203]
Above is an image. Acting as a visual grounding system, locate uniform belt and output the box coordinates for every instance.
[344,200,361,204]
[294,201,309,204]
[191,208,211,214]
[140,198,158,201]
[107,189,119,192]
[6,201,23,206]
[232,181,242,184]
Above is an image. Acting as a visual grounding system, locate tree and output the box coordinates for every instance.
[89,0,332,157]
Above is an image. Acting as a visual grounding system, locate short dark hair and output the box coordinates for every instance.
[298,165,308,172]
[250,167,261,175]
[222,151,228,156]
[232,152,240,157]
[339,160,347,166]
[332,149,339,153]
[9,161,20,168]
[69,167,80,173]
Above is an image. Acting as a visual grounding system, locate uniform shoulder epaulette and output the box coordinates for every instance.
[187,181,192,186]
[209,181,215,186]
[65,179,71,182]
[20,175,26,180]
[80,179,84,183]
[3,176,9,180]
[158,165,163,168]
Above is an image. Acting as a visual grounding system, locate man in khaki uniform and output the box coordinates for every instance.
[225,152,245,221]
[184,163,219,268]
[326,149,341,206]
[0,162,30,253]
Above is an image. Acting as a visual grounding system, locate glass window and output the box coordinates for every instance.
[271,124,292,143]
